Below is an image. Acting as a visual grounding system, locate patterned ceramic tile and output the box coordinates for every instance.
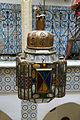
[0,3,21,54]
[66,67,80,91]
[21,100,37,120]
[0,68,17,92]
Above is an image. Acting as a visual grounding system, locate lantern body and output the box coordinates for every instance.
[16,31,67,103]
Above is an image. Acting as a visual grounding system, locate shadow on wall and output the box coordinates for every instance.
[0,110,12,120]
[43,102,80,120]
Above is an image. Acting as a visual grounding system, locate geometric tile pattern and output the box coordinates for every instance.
[0,68,17,92]
[0,3,21,54]
[66,67,80,91]
[21,100,37,120]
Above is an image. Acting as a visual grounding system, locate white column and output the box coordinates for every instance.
[21,0,32,51]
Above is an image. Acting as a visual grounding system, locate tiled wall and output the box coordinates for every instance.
[0,4,72,56]
[0,3,21,54]
[21,101,37,120]
[66,67,80,91]
[0,68,17,92]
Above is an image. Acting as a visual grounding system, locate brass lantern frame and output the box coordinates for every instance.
[16,56,67,103]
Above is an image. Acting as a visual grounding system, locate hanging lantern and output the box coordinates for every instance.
[16,31,67,103]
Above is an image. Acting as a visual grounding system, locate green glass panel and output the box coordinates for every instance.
[41,93,46,98]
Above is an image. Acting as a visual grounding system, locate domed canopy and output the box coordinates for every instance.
[27,31,53,49]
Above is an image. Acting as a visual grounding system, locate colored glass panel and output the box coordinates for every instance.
[39,82,48,92]
[40,71,49,80]
[41,93,46,98]
[37,73,43,90]
[45,72,50,89]
[32,79,35,83]
[21,77,24,88]
[37,71,51,92]
[42,64,46,67]
[32,70,35,79]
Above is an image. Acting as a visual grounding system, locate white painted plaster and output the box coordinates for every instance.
[0,94,21,120]
[0,61,16,68]
[67,60,80,67]
[0,60,80,68]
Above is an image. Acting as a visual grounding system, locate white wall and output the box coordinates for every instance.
[0,0,72,6]
[0,94,21,120]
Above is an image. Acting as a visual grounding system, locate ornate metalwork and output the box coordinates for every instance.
[54,57,67,97]
[36,15,45,30]
[16,30,67,103]
[27,31,53,49]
